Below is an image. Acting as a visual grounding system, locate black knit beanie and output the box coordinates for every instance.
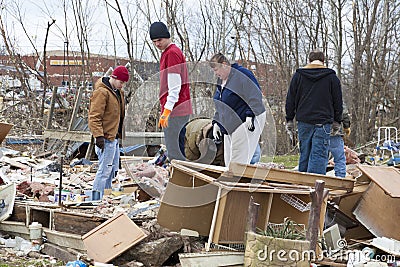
[149,22,170,40]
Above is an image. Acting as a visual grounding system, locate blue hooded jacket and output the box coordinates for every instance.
[213,63,266,134]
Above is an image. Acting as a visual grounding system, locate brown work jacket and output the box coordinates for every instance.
[88,77,125,141]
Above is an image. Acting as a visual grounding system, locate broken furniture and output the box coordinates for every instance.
[0,201,107,252]
[157,160,354,250]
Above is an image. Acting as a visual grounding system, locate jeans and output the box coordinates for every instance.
[93,138,120,198]
[164,115,189,161]
[250,143,261,164]
[330,135,346,178]
[297,121,331,175]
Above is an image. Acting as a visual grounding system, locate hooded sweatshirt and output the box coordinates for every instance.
[285,63,343,125]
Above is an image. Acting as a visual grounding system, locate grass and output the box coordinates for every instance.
[261,154,299,169]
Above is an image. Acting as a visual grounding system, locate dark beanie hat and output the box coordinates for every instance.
[111,66,129,82]
[149,22,170,40]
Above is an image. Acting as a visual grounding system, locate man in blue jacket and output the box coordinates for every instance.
[285,50,343,175]
[209,53,266,166]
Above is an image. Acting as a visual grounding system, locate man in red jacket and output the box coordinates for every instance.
[150,21,192,161]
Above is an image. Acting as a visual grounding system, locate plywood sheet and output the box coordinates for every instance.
[353,182,400,240]
[357,165,400,197]
[0,122,13,144]
[82,213,147,263]
[157,166,219,236]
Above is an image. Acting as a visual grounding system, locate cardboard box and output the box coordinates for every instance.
[82,213,147,263]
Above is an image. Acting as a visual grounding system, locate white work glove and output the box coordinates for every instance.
[245,117,255,132]
[213,123,222,141]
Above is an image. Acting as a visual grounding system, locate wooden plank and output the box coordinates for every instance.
[212,190,228,244]
[264,193,273,229]
[43,129,91,142]
[228,162,354,191]
[172,160,228,174]
[53,211,106,235]
[44,229,86,251]
[356,165,400,197]
[0,122,13,144]
[0,221,30,239]
[125,131,164,145]
[43,129,164,145]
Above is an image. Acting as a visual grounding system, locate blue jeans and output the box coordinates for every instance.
[93,138,120,197]
[330,135,346,178]
[297,121,331,175]
[164,115,189,161]
[250,143,261,164]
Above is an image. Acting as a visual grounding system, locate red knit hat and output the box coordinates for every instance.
[111,66,130,82]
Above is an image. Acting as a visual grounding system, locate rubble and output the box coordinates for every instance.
[1,128,400,267]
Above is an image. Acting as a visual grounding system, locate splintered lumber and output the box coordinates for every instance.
[227,162,354,191]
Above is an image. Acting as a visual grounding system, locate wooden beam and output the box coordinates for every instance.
[43,129,91,142]
[171,160,227,174]
[246,196,260,234]
[306,180,329,253]
[43,130,165,145]
[228,162,354,191]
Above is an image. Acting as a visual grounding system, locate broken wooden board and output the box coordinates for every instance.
[179,251,244,267]
[0,220,86,251]
[0,122,13,144]
[228,162,355,191]
[357,165,400,197]
[353,182,400,240]
[82,212,147,263]
[0,183,16,222]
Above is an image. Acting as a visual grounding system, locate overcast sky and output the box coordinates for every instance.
[1,0,156,59]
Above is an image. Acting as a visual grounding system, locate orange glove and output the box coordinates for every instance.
[344,127,351,137]
[158,109,171,128]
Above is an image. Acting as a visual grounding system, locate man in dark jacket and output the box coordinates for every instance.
[285,50,343,175]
